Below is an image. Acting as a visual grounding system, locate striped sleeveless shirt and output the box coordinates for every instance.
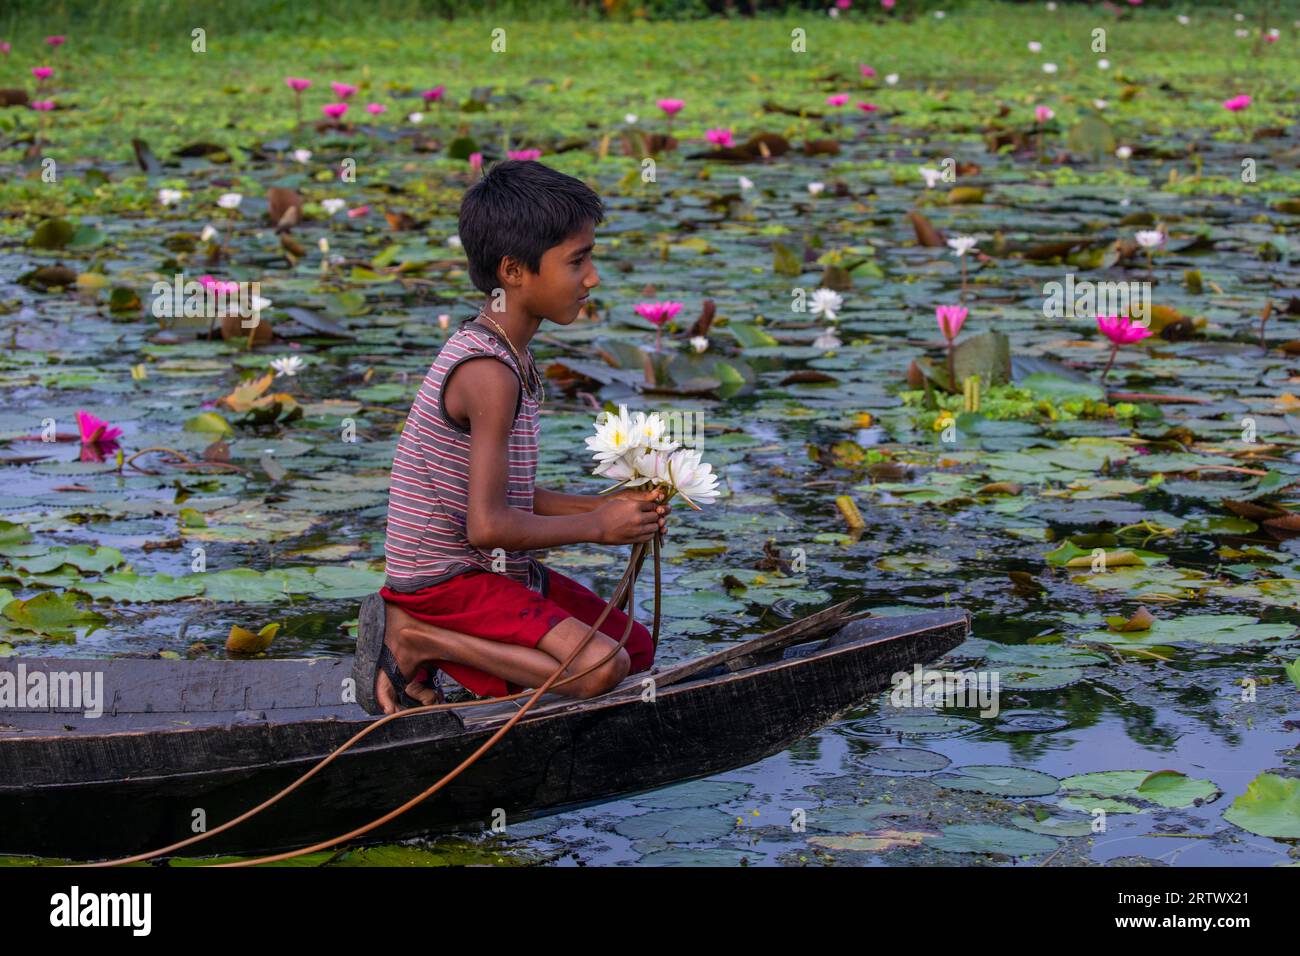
[383,316,546,595]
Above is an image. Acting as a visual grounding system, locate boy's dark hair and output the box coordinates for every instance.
[458,160,605,294]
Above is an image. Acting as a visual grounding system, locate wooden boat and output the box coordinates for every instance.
[0,604,968,860]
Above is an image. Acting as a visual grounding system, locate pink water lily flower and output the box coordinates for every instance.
[1097,314,1152,346]
[31,100,55,111]
[826,94,850,106]
[366,102,386,115]
[881,0,896,9]
[705,128,734,147]
[1,41,11,55]
[936,305,968,340]
[507,149,542,160]
[657,99,684,116]
[322,102,349,120]
[77,410,123,446]
[347,205,370,218]
[198,274,240,295]
[469,152,483,175]
[330,82,357,99]
[635,300,684,352]
[1096,314,1153,381]
[860,64,876,78]
[421,85,445,102]
[1222,94,1251,112]
[32,66,53,80]
[45,35,66,48]
[1035,105,1054,123]
[857,102,879,113]
[285,77,312,92]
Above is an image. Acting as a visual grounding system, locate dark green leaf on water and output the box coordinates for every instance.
[30,219,76,250]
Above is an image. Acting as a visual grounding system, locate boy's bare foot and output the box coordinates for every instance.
[375,602,443,714]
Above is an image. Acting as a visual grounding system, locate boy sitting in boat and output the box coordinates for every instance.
[354,159,670,715]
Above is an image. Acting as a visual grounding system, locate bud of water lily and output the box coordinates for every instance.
[625,113,638,125]
[217,192,243,210]
[292,149,312,164]
[408,112,423,123]
[1097,59,1110,70]
[690,336,709,353]
[200,225,218,242]
[738,175,754,191]
[807,182,825,196]
[318,237,329,254]
[1042,62,1058,74]
[884,73,899,85]
[321,198,346,217]
[438,313,450,331]
[1116,145,1133,160]
[1027,41,1042,52]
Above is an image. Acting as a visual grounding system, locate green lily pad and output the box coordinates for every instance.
[1221,773,1300,839]
[926,824,1058,857]
[932,765,1061,797]
[613,808,738,843]
[1060,770,1221,813]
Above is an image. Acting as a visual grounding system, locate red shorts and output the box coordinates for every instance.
[378,564,655,698]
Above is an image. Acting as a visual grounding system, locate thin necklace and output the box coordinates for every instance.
[474,310,545,404]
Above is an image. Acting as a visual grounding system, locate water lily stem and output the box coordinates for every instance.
[1100,343,1119,382]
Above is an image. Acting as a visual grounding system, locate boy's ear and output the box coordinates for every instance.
[498,254,525,288]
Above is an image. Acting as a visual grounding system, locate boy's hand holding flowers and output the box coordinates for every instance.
[585,405,719,545]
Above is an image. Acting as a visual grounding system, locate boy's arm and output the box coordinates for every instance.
[533,487,602,516]
[456,358,608,550]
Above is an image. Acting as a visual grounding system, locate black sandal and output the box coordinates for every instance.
[353,593,424,715]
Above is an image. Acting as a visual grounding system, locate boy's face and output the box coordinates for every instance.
[504,219,599,325]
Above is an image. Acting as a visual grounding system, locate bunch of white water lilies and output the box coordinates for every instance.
[586,405,720,509]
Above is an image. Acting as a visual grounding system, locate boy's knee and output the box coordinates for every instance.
[576,647,629,698]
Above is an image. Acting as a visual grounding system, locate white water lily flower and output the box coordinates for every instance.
[813,327,842,350]
[447,235,462,248]
[919,166,943,188]
[594,451,646,486]
[947,235,978,257]
[1116,145,1133,160]
[631,409,681,454]
[320,198,347,216]
[1094,99,1108,110]
[1097,58,1110,70]
[318,237,330,254]
[1027,41,1042,53]
[625,113,638,125]
[738,175,754,191]
[291,149,312,164]
[1235,29,1250,38]
[217,192,243,210]
[1041,62,1058,74]
[1233,12,1245,21]
[158,188,183,206]
[586,404,639,463]
[271,355,305,377]
[807,181,825,196]
[1177,15,1190,25]
[1135,229,1164,249]
[884,73,899,85]
[408,112,424,123]
[809,287,844,321]
[667,447,720,506]
[690,335,709,353]
[200,224,218,242]
[932,10,945,18]
[1046,1,1056,9]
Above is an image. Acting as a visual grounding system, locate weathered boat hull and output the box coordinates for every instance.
[0,608,968,860]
